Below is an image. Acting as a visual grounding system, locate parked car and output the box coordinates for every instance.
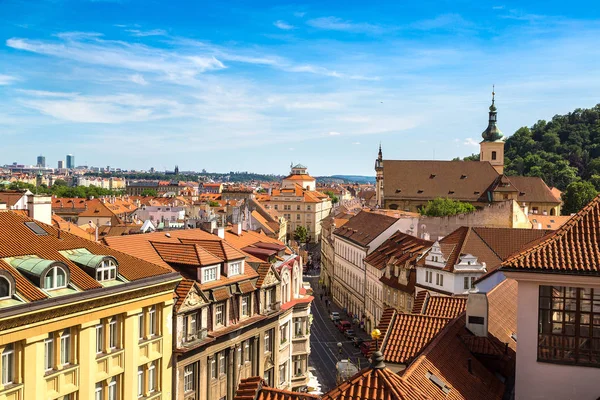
[344,329,356,339]
[359,341,372,357]
[352,337,364,347]
[338,320,352,333]
[330,311,340,322]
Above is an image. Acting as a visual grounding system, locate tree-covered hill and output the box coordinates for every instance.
[503,104,600,191]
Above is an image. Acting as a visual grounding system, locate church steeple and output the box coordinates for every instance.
[481,86,504,142]
[479,87,505,174]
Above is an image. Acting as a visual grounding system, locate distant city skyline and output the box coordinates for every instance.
[1,1,600,175]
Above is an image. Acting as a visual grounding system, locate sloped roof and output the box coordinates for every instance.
[234,377,320,400]
[527,214,571,230]
[321,353,431,400]
[0,190,26,207]
[402,317,505,400]
[412,292,466,319]
[0,211,174,302]
[506,176,561,204]
[365,231,433,271]
[334,211,399,247]
[151,242,223,266]
[382,160,498,202]
[486,278,518,352]
[501,194,600,275]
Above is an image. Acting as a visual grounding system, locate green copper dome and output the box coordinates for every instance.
[481,90,504,142]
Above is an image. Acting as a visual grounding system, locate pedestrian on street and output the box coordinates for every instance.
[320,293,323,301]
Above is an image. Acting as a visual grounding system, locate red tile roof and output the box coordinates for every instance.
[234,377,320,400]
[487,279,518,352]
[321,354,431,400]
[421,296,466,319]
[501,194,600,275]
[365,231,433,271]
[402,317,505,400]
[380,312,450,364]
[151,241,223,266]
[334,211,399,247]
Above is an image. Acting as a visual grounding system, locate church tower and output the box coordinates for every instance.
[479,88,505,174]
[375,143,384,207]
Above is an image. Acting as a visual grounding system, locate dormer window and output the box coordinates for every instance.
[202,266,218,283]
[229,262,241,276]
[44,265,67,290]
[97,258,117,281]
[0,276,12,299]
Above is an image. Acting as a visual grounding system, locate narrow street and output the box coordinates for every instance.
[306,275,370,393]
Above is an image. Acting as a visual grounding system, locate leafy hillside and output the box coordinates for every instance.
[504,104,600,191]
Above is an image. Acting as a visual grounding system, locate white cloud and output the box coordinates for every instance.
[352,142,361,145]
[126,29,167,37]
[463,138,479,146]
[129,74,148,85]
[328,131,341,136]
[0,74,17,85]
[307,17,386,34]
[294,12,307,18]
[411,14,472,31]
[274,20,295,30]
[492,5,505,10]
[285,101,340,110]
[289,147,295,151]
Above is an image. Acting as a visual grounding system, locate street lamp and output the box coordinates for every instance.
[337,342,343,361]
[371,329,381,351]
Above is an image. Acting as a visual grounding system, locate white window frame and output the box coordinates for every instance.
[108,377,117,400]
[184,365,194,392]
[148,306,156,336]
[210,357,217,380]
[218,352,225,376]
[215,303,224,326]
[241,295,249,317]
[60,329,70,365]
[96,324,104,354]
[109,318,118,349]
[44,335,54,371]
[203,266,218,283]
[148,362,156,393]
[137,367,144,398]
[229,262,241,276]
[97,259,117,281]
[44,266,67,290]
[95,382,103,400]
[464,277,470,290]
[138,313,144,340]
[265,331,271,352]
[1,344,14,385]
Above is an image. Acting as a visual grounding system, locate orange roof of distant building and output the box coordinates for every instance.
[234,377,320,400]
[527,214,571,230]
[51,214,95,241]
[411,292,467,319]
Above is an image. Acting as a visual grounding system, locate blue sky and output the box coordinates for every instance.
[1,0,599,176]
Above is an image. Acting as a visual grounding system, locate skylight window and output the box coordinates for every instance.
[24,221,48,236]
[426,371,450,394]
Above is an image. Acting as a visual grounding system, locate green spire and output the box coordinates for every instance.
[481,86,503,142]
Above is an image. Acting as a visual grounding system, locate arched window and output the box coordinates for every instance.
[491,151,497,161]
[97,258,118,281]
[0,277,11,299]
[44,266,67,290]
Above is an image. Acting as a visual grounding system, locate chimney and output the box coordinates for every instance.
[537,222,542,230]
[234,222,242,236]
[213,226,225,239]
[0,202,6,211]
[465,292,488,337]
[27,195,52,225]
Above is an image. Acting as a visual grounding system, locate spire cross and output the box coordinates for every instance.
[492,85,495,105]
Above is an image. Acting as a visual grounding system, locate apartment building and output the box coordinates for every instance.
[0,211,181,400]
[104,226,312,399]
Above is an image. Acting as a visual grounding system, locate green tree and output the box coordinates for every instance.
[323,190,339,204]
[140,189,158,197]
[420,197,476,217]
[53,179,68,187]
[208,200,220,207]
[294,226,308,243]
[562,181,598,215]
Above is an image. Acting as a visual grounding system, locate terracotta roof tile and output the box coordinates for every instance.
[255,263,272,288]
[501,194,600,275]
[235,377,320,400]
[412,291,428,314]
[365,231,433,271]
[212,287,230,301]
[174,279,195,311]
[151,241,223,266]
[238,280,255,294]
[487,278,517,352]
[527,214,571,230]
[422,296,466,319]
[402,317,505,400]
[321,360,431,400]
[380,312,450,364]
[334,211,399,247]
[505,175,561,204]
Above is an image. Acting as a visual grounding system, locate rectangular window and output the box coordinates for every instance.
[138,313,144,340]
[440,274,444,286]
[296,214,300,220]
[45,335,54,371]
[215,303,224,326]
[241,295,250,317]
[435,273,439,285]
[189,313,197,340]
[294,318,303,337]
[229,262,241,276]
[1,344,14,385]
[279,361,287,385]
[244,341,250,362]
[464,277,470,290]
[237,345,242,366]
[109,318,118,349]
[203,266,218,282]
[307,205,311,211]
[280,323,288,344]
[219,352,225,376]
[60,329,70,365]
[137,367,144,397]
[148,362,156,393]
[274,205,278,210]
[184,364,195,392]
[265,330,272,352]
[296,205,300,210]
[210,357,217,379]
[95,383,103,400]
[108,377,117,400]
[471,277,476,289]
[96,324,104,354]
[538,286,600,366]
[148,306,156,336]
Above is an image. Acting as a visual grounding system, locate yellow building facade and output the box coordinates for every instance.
[0,211,180,400]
